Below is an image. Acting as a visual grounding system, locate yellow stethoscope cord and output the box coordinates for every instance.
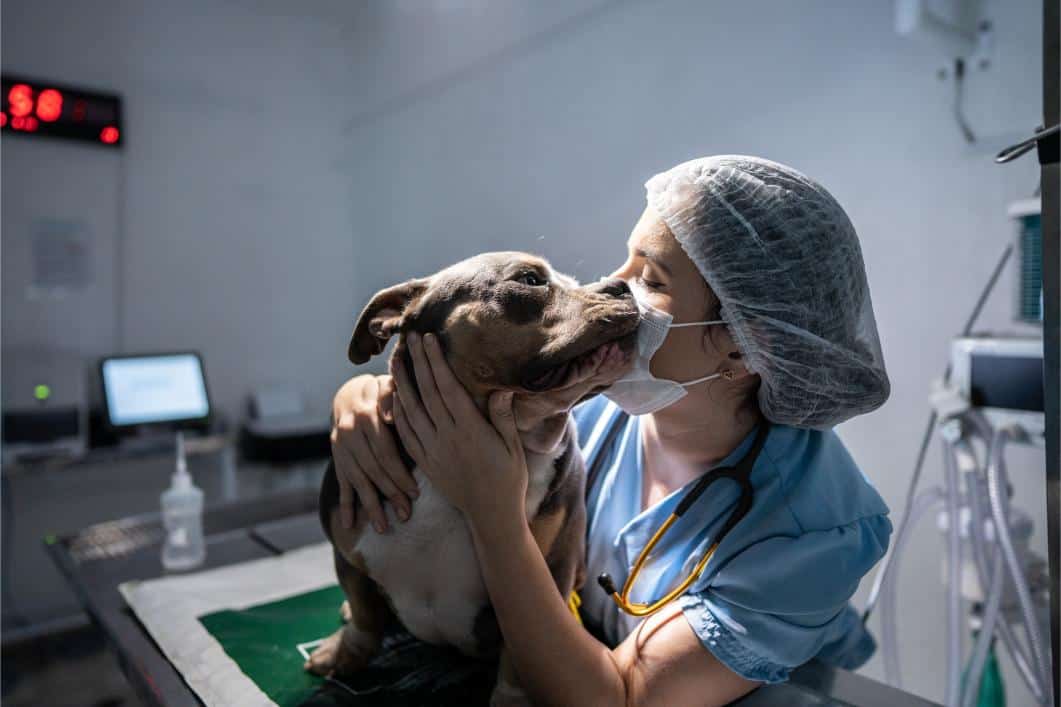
[598,514,720,617]
[567,590,583,625]
[589,419,771,619]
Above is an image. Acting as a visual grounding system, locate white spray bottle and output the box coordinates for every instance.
[161,431,206,570]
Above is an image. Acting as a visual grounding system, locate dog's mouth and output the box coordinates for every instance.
[521,329,638,393]
[522,360,577,392]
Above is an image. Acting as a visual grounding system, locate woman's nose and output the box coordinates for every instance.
[592,277,631,299]
[608,260,634,282]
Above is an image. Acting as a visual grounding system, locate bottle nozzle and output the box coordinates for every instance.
[172,431,191,488]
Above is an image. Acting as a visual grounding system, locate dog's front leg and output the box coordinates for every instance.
[305,548,391,676]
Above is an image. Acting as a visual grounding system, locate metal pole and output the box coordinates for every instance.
[1041,3,1059,706]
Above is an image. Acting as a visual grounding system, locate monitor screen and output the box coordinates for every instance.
[101,353,210,427]
[969,353,1044,413]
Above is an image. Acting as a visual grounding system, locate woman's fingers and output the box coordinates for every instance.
[349,470,388,534]
[488,391,522,455]
[352,427,412,522]
[393,396,428,469]
[406,334,454,426]
[421,333,479,419]
[377,374,396,424]
[332,439,388,532]
[391,354,437,444]
[336,474,356,530]
[365,411,420,500]
[330,412,361,529]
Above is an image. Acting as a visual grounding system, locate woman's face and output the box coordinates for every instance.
[609,206,740,385]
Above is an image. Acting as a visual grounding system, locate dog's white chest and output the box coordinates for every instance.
[354,457,556,652]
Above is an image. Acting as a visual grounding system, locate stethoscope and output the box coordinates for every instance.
[587,411,770,617]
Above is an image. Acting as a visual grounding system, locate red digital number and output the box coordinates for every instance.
[99,125,119,144]
[8,84,34,118]
[36,88,63,122]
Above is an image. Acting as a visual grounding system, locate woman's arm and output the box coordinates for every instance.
[468,503,757,707]
[393,334,759,707]
[331,374,418,532]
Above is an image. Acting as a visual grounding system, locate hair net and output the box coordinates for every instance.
[644,155,889,429]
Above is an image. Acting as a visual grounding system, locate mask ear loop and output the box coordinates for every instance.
[668,319,725,328]
[678,371,722,388]
[666,319,730,388]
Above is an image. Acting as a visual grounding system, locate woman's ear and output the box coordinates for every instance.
[704,327,755,381]
[721,356,755,382]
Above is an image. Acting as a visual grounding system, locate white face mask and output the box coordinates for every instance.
[603,283,727,415]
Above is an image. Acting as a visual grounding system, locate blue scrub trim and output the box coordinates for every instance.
[677,594,790,684]
[814,604,879,671]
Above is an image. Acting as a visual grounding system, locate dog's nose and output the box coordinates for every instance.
[591,277,631,299]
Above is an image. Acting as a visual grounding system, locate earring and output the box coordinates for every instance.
[722,369,735,381]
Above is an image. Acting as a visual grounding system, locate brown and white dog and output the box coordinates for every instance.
[310,252,638,704]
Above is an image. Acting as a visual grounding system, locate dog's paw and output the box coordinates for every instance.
[339,600,352,623]
[304,631,343,676]
[305,627,374,677]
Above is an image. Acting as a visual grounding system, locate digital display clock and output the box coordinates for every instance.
[1,75,122,148]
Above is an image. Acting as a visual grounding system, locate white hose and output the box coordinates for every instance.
[986,428,1053,703]
[943,439,963,707]
[879,486,945,688]
[960,415,1049,702]
[998,613,1048,703]
[960,549,1004,707]
[962,447,1048,703]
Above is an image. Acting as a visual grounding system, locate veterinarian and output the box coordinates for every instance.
[331,155,892,705]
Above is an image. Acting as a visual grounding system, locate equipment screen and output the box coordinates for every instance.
[969,354,1044,413]
[102,354,209,426]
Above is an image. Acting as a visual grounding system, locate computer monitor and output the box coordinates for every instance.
[100,352,211,429]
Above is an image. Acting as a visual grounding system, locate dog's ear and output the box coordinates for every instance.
[349,278,429,364]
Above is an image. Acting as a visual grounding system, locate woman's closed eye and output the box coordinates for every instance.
[636,274,665,290]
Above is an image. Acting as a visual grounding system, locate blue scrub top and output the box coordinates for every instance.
[573,397,892,684]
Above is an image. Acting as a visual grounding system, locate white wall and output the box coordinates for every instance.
[2,1,1049,703]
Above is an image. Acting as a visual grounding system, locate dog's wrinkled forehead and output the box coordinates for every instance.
[411,251,575,326]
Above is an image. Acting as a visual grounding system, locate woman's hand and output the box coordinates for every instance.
[391,332,528,527]
[331,374,420,533]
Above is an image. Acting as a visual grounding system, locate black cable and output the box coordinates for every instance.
[953,57,977,144]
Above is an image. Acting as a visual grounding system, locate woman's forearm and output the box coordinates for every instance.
[469,512,627,707]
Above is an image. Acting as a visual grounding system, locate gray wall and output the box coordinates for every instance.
[2,0,360,413]
[1,1,1049,704]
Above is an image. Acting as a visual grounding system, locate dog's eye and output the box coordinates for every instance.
[516,271,547,287]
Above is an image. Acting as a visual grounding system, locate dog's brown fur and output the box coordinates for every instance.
[312,252,637,702]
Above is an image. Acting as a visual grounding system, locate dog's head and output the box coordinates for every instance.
[349,252,639,403]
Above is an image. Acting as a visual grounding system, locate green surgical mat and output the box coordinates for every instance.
[199,584,347,706]
[199,585,498,707]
